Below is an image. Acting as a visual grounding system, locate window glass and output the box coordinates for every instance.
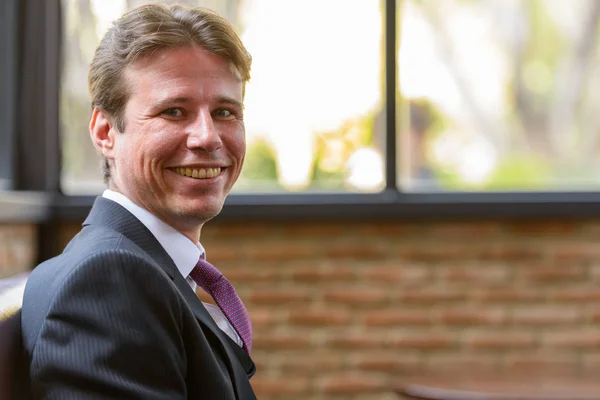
[398,0,600,192]
[60,0,386,194]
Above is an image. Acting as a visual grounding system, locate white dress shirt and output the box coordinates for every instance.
[102,190,243,347]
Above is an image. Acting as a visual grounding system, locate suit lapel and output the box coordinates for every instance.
[172,272,256,379]
[84,197,256,384]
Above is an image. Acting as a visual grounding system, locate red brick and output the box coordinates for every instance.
[588,310,600,323]
[590,265,600,280]
[59,223,81,249]
[426,354,500,370]
[278,353,344,372]
[201,244,242,262]
[438,265,510,284]
[288,265,355,283]
[323,289,388,306]
[205,222,272,238]
[511,306,581,325]
[553,244,600,262]
[551,289,600,302]
[222,267,280,282]
[195,288,214,304]
[251,377,310,396]
[363,310,432,326]
[249,310,278,327]
[325,244,385,260]
[318,374,386,394]
[351,353,422,372]
[252,334,311,350]
[423,222,501,237]
[246,243,315,261]
[391,333,455,350]
[582,354,600,369]
[437,308,505,325]
[477,245,542,261]
[247,289,310,305]
[465,332,535,349]
[396,245,470,262]
[326,334,387,349]
[281,222,346,237]
[506,222,577,236]
[359,222,413,236]
[249,356,269,373]
[288,309,351,326]
[470,288,542,302]
[505,353,579,372]
[543,330,600,348]
[362,265,430,284]
[8,224,36,236]
[396,289,465,303]
[519,266,585,282]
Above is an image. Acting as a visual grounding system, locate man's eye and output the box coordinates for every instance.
[162,108,184,118]
[214,109,233,118]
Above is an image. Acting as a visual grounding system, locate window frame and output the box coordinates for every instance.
[0,0,18,190]
[5,0,600,223]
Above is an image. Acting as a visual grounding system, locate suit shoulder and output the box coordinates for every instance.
[25,247,166,304]
[22,248,180,353]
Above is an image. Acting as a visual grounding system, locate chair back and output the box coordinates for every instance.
[0,310,30,400]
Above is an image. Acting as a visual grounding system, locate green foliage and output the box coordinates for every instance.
[240,139,278,182]
[310,111,379,187]
[309,144,345,190]
[485,154,551,190]
[432,154,551,191]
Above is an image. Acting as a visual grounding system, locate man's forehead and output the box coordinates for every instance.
[125,45,242,81]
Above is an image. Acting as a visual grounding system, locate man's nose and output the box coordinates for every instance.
[186,110,223,152]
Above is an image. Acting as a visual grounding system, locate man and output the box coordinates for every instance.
[20,4,256,399]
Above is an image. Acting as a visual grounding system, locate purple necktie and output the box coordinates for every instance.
[189,258,252,354]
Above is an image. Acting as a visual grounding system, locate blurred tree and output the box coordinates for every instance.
[237,139,280,191]
[406,0,600,190]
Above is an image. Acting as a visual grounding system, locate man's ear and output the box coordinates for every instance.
[89,108,117,159]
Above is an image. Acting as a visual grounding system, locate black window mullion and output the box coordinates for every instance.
[44,0,62,193]
[385,0,398,192]
[0,0,18,190]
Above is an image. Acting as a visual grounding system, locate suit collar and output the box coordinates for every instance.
[83,197,178,279]
[101,190,202,280]
[84,196,256,380]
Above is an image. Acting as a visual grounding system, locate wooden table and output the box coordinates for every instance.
[395,370,600,400]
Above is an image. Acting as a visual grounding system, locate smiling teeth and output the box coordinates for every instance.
[174,167,221,179]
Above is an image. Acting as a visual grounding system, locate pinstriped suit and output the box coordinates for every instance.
[21,197,257,399]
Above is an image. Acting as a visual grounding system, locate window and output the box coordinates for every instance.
[60,0,386,195]
[398,0,600,192]
[23,0,599,218]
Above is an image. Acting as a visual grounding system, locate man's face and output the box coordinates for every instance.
[106,46,245,240]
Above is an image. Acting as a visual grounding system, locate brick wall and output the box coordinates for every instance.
[0,224,37,278]
[54,219,600,399]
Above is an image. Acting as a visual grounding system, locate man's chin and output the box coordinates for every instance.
[173,202,224,223]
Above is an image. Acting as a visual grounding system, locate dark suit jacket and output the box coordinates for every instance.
[21,197,256,399]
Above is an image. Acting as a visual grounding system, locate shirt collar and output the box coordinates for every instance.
[102,189,203,279]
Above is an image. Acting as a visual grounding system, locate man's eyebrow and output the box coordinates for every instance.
[149,97,192,109]
[150,96,244,109]
[216,96,244,109]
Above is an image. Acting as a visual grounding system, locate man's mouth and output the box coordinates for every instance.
[171,167,223,179]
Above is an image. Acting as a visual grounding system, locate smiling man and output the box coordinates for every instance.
[20,4,256,399]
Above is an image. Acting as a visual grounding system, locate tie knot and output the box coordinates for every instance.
[190,258,223,292]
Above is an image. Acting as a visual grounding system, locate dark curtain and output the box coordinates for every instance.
[16,0,62,192]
